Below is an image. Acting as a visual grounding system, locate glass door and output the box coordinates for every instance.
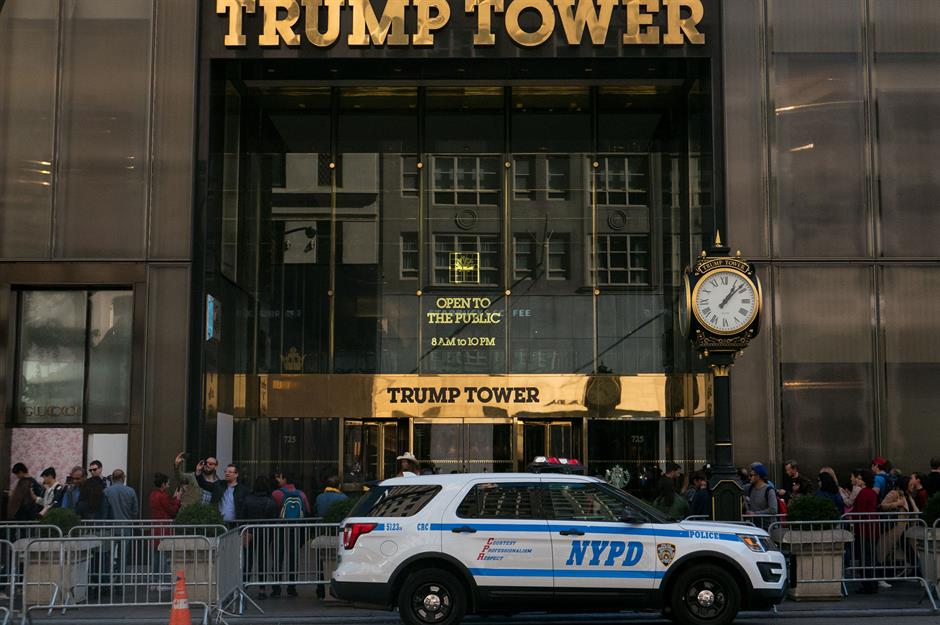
[343,420,401,488]
[414,418,513,474]
[521,420,577,468]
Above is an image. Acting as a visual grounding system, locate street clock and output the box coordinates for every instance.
[681,233,761,357]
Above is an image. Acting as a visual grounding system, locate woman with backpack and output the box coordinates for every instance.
[271,472,311,598]
[243,475,279,599]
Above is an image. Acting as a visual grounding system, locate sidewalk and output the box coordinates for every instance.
[24,582,937,625]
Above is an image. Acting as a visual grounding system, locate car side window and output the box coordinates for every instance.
[456,482,541,519]
[544,482,630,522]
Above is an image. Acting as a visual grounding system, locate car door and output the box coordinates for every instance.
[544,480,659,604]
[439,477,554,606]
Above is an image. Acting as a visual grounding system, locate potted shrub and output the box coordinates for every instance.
[311,497,360,601]
[17,507,96,606]
[772,496,851,601]
[157,503,225,603]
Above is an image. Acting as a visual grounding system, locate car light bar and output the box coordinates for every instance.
[533,456,581,465]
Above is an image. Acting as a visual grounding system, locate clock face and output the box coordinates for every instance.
[693,269,758,335]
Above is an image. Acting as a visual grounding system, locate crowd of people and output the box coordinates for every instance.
[5,453,361,599]
[738,456,939,517]
[645,455,940,522]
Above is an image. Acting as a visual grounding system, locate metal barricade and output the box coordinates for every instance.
[19,534,213,625]
[743,513,787,531]
[0,539,14,622]
[214,528,257,618]
[768,515,937,610]
[925,517,940,599]
[0,525,61,620]
[68,521,227,539]
[238,521,340,598]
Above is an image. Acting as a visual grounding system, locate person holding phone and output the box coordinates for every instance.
[174,452,214,505]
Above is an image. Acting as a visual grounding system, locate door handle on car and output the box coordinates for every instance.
[558,528,585,536]
[451,526,477,534]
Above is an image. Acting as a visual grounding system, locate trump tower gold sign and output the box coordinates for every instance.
[217,0,706,48]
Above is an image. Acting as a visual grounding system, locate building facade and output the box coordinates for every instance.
[0,0,937,507]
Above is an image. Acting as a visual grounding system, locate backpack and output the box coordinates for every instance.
[279,487,305,520]
[765,486,787,517]
[879,473,897,504]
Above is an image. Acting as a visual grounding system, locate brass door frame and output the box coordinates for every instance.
[517,419,578,469]
[343,418,399,487]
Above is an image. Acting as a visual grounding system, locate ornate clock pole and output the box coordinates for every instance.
[680,233,762,521]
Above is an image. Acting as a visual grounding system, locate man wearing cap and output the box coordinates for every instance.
[745,463,778,515]
[397,452,420,477]
[871,456,889,498]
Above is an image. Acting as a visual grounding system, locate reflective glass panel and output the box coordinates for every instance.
[56,0,154,257]
[874,1,940,257]
[770,0,868,257]
[336,87,419,373]
[86,291,133,424]
[0,1,57,257]
[777,267,873,474]
[882,267,940,466]
[17,291,86,424]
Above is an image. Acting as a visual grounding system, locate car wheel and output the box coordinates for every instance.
[669,564,740,625]
[398,568,466,625]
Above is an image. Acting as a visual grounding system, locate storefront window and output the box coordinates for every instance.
[17,289,132,424]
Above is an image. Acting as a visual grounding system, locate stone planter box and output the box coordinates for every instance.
[310,534,338,602]
[772,528,854,601]
[14,539,100,606]
[906,526,940,589]
[157,536,218,605]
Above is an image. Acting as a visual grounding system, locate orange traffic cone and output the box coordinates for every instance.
[169,570,192,625]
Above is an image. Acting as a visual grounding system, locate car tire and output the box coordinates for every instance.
[669,564,741,625]
[398,568,467,625]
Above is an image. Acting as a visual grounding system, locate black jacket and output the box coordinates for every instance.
[242,492,279,521]
[196,473,247,519]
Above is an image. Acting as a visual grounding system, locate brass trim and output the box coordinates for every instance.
[714,442,733,446]
[711,364,732,377]
[691,267,760,336]
[679,270,691,338]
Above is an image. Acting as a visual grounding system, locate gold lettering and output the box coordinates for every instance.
[348,0,411,46]
[302,0,344,46]
[259,0,301,46]
[505,0,555,47]
[466,0,504,46]
[663,0,704,45]
[554,0,616,45]
[218,0,257,47]
[414,0,452,46]
[623,0,659,45]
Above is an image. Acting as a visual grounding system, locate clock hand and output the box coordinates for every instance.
[718,284,742,309]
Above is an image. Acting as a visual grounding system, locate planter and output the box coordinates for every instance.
[771,528,854,601]
[158,536,218,604]
[310,534,339,602]
[14,539,100,606]
[905,526,940,588]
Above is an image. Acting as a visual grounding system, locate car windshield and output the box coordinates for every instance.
[594,481,672,524]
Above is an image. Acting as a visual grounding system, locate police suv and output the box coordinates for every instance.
[331,468,786,625]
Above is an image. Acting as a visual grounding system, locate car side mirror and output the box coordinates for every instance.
[620,508,645,524]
